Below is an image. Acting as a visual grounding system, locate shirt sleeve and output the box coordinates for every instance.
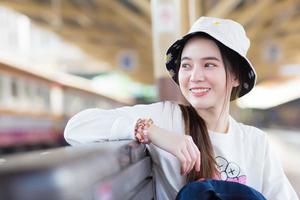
[63,101,174,146]
[262,135,299,200]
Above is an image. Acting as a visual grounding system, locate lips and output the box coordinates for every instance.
[189,87,211,97]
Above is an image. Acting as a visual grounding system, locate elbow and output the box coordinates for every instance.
[63,109,96,146]
[63,108,108,145]
[64,117,81,146]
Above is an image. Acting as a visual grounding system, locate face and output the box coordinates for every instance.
[178,37,239,111]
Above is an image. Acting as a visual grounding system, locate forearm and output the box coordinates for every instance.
[147,124,174,151]
[146,123,200,175]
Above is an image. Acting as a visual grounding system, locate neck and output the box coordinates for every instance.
[196,102,230,133]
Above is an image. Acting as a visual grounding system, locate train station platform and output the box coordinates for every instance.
[0,128,299,199]
[266,129,300,197]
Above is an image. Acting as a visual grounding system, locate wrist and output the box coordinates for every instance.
[134,118,153,144]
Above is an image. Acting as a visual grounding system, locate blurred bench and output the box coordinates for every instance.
[0,141,154,200]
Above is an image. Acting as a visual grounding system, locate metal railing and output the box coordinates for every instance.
[0,141,154,200]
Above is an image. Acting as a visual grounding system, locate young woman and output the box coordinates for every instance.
[64,17,298,200]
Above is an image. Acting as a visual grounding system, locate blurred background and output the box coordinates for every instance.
[0,0,299,197]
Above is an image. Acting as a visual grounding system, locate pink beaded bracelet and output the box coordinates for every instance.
[134,118,153,144]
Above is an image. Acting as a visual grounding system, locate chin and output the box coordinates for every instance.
[189,100,212,110]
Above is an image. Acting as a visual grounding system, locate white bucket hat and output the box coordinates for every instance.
[165,16,257,98]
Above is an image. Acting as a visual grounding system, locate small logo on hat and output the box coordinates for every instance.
[169,69,176,77]
[213,21,221,26]
[243,82,249,89]
[165,53,173,64]
[248,71,255,79]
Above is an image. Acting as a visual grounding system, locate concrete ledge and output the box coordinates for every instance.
[0,141,154,200]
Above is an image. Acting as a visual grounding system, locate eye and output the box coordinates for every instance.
[204,63,217,68]
[180,63,191,69]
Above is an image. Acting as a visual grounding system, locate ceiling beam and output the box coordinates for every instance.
[277,11,300,34]
[129,0,151,18]
[228,0,274,27]
[0,0,151,50]
[98,0,151,38]
[207,0,241,18]
[246,0,298,40]
[0,0,89,22]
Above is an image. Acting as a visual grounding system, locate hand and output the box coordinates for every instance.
[147,125,201,175]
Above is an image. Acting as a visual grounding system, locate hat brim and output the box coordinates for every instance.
[165,31,256,99]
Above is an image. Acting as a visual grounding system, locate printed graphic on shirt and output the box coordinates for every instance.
[216,156,247,184]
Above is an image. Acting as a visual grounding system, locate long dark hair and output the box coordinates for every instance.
[175,33,245,182]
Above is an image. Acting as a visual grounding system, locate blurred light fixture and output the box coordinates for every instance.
[237,76,300,109]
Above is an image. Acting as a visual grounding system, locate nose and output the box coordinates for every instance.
[190,65,205,82]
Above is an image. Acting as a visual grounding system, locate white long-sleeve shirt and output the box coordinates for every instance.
[64,101,298,200]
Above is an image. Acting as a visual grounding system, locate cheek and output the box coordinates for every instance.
[178,72,189,95]
[212,69,227,86]
[178,70,189,86]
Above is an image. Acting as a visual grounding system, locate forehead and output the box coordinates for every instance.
[181,37,221,59]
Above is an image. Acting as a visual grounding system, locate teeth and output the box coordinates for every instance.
[190,88,210,93]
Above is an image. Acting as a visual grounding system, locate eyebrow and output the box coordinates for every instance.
[181,56,221,62]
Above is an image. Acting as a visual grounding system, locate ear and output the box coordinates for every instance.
[231,75,240,87]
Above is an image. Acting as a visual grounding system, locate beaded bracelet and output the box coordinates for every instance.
[134,118,153,144]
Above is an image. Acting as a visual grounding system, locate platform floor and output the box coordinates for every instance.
[267,128,300,197]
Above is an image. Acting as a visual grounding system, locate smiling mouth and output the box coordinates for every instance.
[189,88,211,96]
[189,88,210,92]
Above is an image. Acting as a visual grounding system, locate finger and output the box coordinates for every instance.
[186,136,198,172]
[181,148,192,175]
[191,141,201,172]
[186,139,197,173]
[176,151,187,175]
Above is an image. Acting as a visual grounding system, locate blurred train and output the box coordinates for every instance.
[0,60,131,154]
